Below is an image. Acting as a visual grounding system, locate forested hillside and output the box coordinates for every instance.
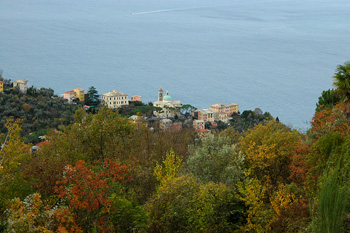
[0,86,78,140]
[1,62,350,232]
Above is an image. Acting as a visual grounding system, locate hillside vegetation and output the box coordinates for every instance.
[1,62,350,232]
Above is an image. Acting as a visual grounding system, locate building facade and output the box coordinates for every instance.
[153,88,181,118]
[74,88,85,102]
[101,90,129,109]
[209,103,239,115]
[13,79,28,94]
[63,90,76,103]
[197,109,217,122]
[131,95,141,102]
[0,81,3,92]
[193,119,205,130]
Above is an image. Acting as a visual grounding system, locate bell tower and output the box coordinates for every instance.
[158,88,163,101]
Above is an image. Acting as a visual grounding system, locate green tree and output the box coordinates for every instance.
[186,134,244,188]
[146,175,246,233]
[333,61,350,117]
[311,157,349,233]
[181,104,197,115]
[333,61,350,100]
[316,89,342,111]
[85,86,100,106]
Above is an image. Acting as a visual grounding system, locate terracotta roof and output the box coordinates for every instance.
[102,90,128,97]
[64,90,75,94]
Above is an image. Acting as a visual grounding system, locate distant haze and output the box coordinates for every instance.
[1,0,350,129]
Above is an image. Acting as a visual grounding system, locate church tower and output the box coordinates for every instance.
[158,88,163,101]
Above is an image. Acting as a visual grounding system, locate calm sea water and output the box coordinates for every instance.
[1,0,350,129]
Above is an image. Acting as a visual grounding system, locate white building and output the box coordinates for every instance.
[101,90,129,109]
[153,88,181,118]
[13,79,28,94]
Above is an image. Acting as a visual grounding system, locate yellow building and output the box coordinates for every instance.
[74,88,85,102]
[209,103,239,115]
[0,81,3,92]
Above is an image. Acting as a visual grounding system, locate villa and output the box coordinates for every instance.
[101,90,129,109]
[13,79,28,94]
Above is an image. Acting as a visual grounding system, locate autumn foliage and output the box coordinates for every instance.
[4,62,350,232]
[55,159,132,232]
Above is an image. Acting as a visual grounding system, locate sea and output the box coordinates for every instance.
[1,0,350,130]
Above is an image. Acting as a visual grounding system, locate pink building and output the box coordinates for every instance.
[131,95,141,102]
[193,120,205,130]
[196,109,216,122]
[64,90,76,103]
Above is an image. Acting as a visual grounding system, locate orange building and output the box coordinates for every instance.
[0,81,3,92]
[131,95,141,102]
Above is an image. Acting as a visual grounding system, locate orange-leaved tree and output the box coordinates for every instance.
[6,193,82,233]
[55,159,132,232]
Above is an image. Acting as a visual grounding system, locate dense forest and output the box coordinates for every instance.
[1,62,350,232]
[0,79,78,144]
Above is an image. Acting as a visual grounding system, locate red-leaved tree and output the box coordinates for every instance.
[55,159,132,232]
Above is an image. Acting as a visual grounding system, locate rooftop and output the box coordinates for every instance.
[64,90,75,94]
[14,79,28,84]
[102,90,128,97]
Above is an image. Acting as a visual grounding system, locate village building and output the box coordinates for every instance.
[13,79,28,94]
[192,102,239,124]
[101,90,129,109]
[63,90,76,103]
[209,103,239,115]
[0,81,3,92]
[153,88,181,118]
[63,88,85,103]
[197,109,217,122]
[131,95,141,102]
[193,119,205,130]
[74,88,85,102]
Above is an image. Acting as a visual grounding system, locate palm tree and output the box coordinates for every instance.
[333,61,350,100]
[333,61,350,117]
